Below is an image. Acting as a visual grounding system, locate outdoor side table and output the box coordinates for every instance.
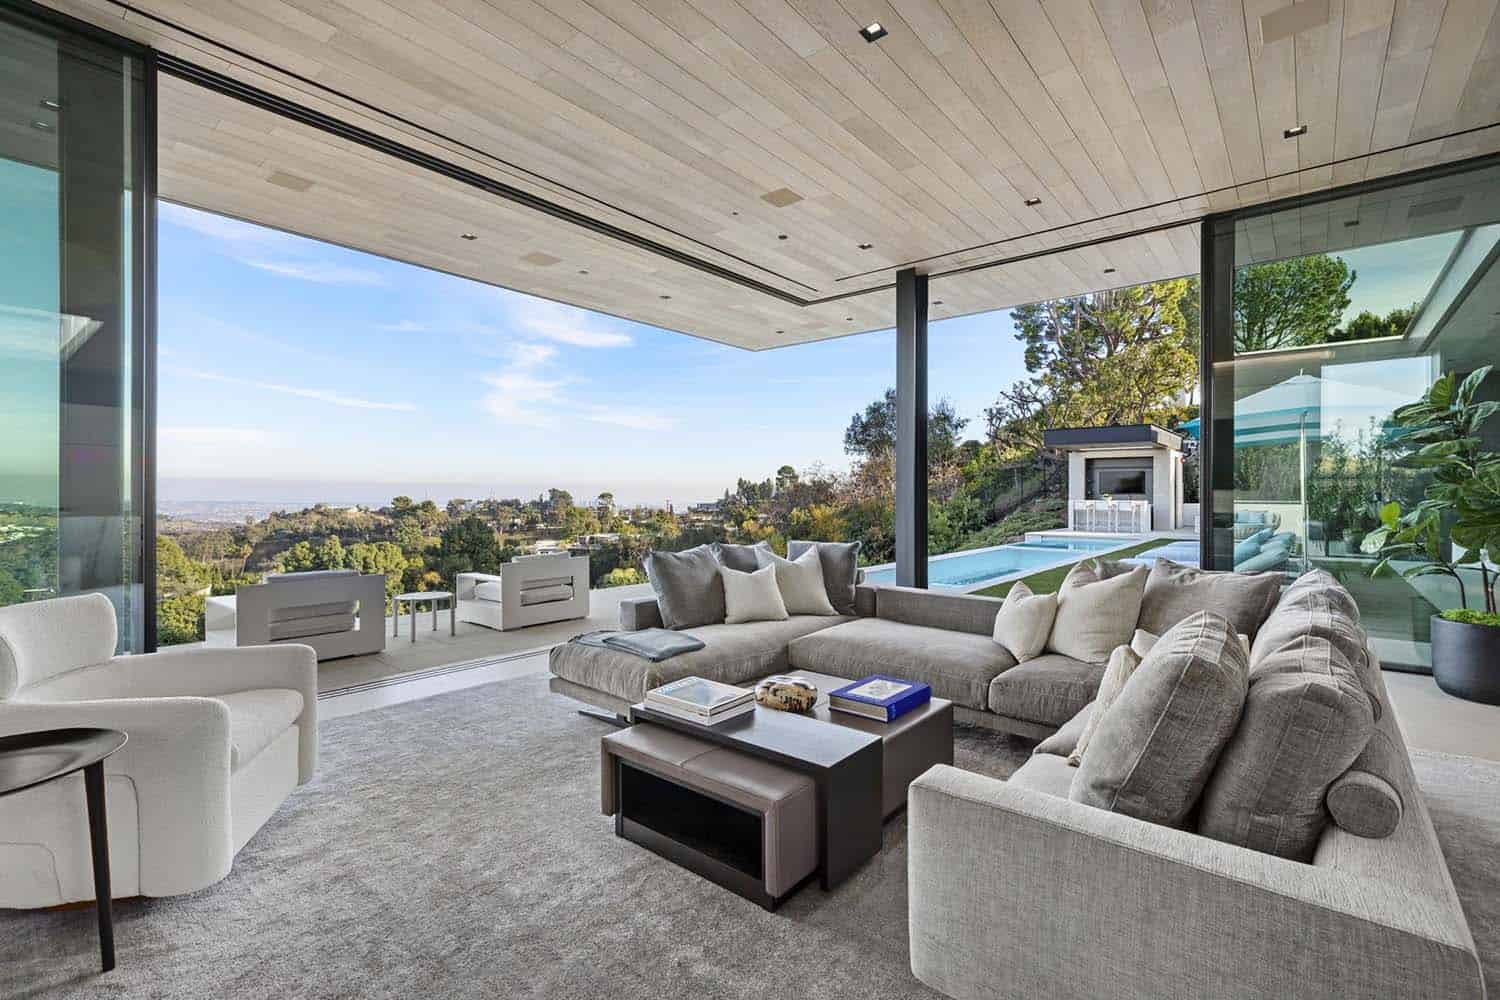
[393,591,456,642]
[0,728,128,972]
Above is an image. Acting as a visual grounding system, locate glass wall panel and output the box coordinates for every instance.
[0,9,148,650]
[1210,160,1500,671]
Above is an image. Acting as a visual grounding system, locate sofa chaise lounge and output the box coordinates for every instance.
[549,582,1103,738]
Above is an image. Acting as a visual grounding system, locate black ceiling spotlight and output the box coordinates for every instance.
[860,22,888,42]
[933,300,944,305]
[858,242,874,250]
[1023,197,1042,207]
[1103,267,1116,274]
[846,316,854,321]
[578,268,589,274]
[460,233,478,240]
[1284,124,1308,139]
[777,234,789,240]
[659,294,672,300]
[1344,219,1360,228]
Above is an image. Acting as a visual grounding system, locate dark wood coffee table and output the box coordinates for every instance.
[0,728,128,972]
[628,702,883,889]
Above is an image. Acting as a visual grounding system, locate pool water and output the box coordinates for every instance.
[862,537,1132,589]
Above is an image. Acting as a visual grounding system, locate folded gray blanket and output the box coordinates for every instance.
[572,628,705,662]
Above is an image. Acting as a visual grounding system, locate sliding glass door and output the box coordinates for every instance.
[0,6,152,650]
[1204,157,1500,672]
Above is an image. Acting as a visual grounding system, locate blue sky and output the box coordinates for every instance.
[157,202,1029,507]
[146,204,1459,509]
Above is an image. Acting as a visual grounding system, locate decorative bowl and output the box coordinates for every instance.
[754,675,819,713]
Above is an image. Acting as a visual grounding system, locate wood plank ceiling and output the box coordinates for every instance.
[39,0,1500,349]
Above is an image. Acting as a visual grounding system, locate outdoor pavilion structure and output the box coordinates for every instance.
[12,0,1500,649]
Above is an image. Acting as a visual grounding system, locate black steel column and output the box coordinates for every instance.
[895,268,928,589]
[1199,216,1235,572]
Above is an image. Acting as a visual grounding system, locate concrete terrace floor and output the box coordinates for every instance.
[193,583,654,694]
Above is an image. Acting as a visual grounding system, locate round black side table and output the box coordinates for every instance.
[0,728,127,972]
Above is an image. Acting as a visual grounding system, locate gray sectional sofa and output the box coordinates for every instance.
[906,575,1487,1000]
[548,583,1102,738]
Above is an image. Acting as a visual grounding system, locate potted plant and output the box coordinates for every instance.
[1362,365,1500,703]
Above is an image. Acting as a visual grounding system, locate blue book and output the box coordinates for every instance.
[828,675,931,722]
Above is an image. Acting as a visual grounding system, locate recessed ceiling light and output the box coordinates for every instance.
[858,242,874,250]
[266,170,314,192]
[1284,124,1308,139]
[860,22,888,42]
[777,234,789,240]
[659,294,672,300]
[30,119,53,131]
[933,300,944,305]
[522,251,562,266]
[460,233,478,240]
[1343,219,1360,228]
[846,316,854,321]
[1103,267,1116,274]
[578,269,590,275]
[40,98,59,111]
[1023,197,1042,207]
[776,329,785,335]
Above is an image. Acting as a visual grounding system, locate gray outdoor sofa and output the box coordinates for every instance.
[548,582,1102,738]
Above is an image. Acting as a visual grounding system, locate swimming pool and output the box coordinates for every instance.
[862,536,1136,590]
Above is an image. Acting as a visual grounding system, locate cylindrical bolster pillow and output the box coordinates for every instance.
[1327,769,1403,838]
[1326,724,1406,838]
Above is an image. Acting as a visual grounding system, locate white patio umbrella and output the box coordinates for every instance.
[1182,372,1415,554]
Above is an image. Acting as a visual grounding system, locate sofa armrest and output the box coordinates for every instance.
[618,595,663,631]
[908,765,1483,1000]
[0,696,235,897]
[853,582,877,617]
[25,644,318,783]
[456,572,503,602]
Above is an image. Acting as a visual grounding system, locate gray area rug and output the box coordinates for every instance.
[4,674,1497,999]
[0,674,1032,999]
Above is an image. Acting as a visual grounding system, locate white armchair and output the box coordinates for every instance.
[457,553,590,631]
[0,594,317,907]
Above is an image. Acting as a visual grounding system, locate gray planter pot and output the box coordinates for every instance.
[1430,614,1500,705]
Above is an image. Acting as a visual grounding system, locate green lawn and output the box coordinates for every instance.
[973,537,1176,599]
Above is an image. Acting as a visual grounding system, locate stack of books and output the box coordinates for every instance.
[645,677,755,725]
[829,675,931,722]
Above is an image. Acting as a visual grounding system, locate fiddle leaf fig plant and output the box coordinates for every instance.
[1361,365,1500,618]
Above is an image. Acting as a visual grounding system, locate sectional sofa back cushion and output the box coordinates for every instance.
[991,581,1057,662]
[721,564,790,624]
[877,585,1003,636]
[645,544,725,629]
[1249,569,1379,715]
[712,540,772,573]
[787,540,861,615]
[1045,559,1148,664]
[1136,559,1281,640]
[1070,611,1248,827]
[1067,643,1141,766]
[1197,632,1375,860]
[763,549,836,616]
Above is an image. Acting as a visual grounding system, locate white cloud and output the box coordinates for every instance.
[379,320,430,333]
[508,297,632,348]
[480,372,569,426]
[167,366,417,411]
[582,407,673,431]
[239,259,384,286]
[506,342,558,368]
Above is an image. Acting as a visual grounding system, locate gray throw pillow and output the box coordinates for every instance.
[1251,568,1378,719]
[1197,633,1375,860]
[711,540,772,573]
[1136,558,1282,640]
[1070,611,1248,827]
[644,544,725,629]
[787,540,861,615]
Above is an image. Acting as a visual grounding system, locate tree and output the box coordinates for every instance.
[346,541,408,606]
[156,536,210,597]
[775,465,799,493]
[985,279,1198,457]
[315,536,346,570]
[1233,255,1354,352]
[433,516,510,584]
[563,505,601,539]
[446,498,471,518]
[547,488,574,524]
[843,388,968,464]
[1329,305,1415,344]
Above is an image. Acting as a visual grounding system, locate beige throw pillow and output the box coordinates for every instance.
[764,548,836,615]
[991,580,1058,662]
[1068,644,1142,766]
[721,564,789,624]
[1045,560,1148,664]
